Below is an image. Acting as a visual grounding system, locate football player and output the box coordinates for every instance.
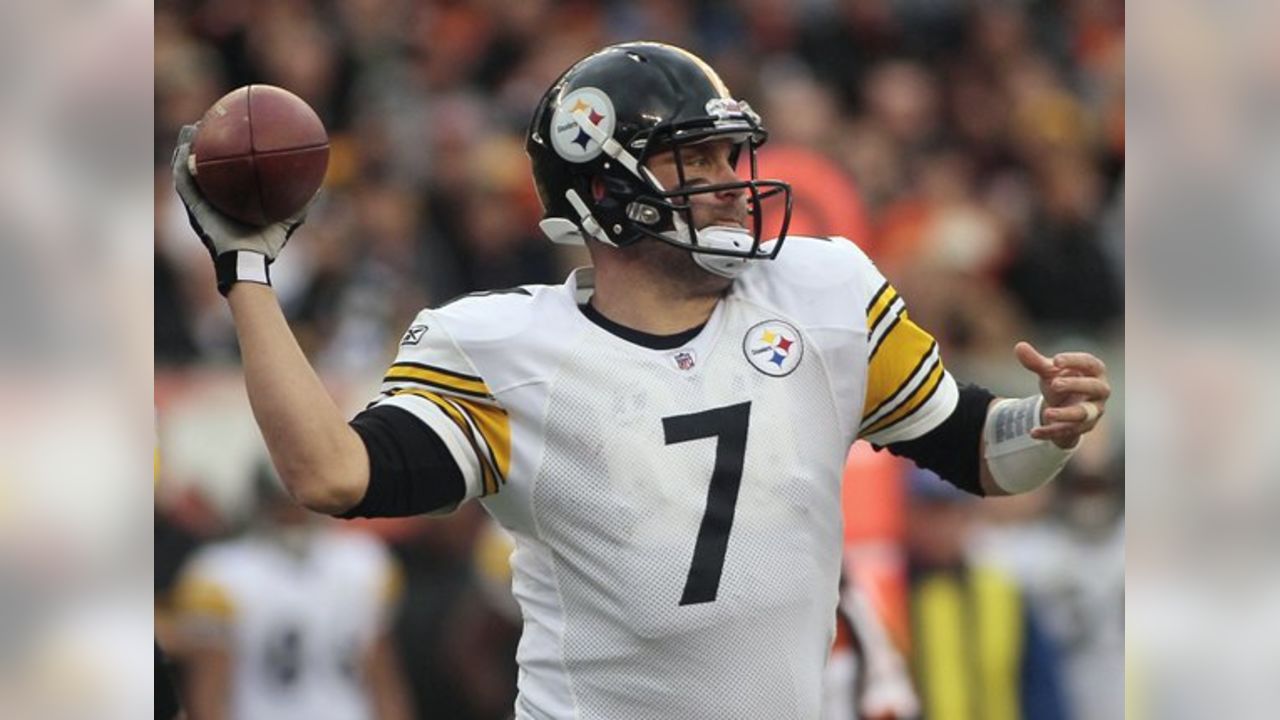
[171,468,411,720]
[172,42,1109,720]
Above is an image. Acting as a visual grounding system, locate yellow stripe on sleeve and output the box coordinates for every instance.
[446,396,512,481]
[384,362,492,399]
[866,283,899,335]
[862,357,945,437]
[389,388,506,496]
[172,578,236,621]
[862,314,939,422]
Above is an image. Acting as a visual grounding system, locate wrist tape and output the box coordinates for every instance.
[214,251,270,296]
[982,395,1075,494]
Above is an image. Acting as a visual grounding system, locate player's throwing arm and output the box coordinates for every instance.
[171,89,370,514]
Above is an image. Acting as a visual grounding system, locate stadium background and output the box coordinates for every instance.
[154,0,1123,717]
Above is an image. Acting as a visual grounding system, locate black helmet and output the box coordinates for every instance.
[526,42,792,274]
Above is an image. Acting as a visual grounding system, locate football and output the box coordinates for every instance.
[190,85,329,226]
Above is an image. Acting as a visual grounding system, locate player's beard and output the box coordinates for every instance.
[628,235,734,299]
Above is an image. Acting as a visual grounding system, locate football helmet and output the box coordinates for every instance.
[526,42,793,277]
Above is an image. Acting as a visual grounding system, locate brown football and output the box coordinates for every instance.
[191,85,329,226]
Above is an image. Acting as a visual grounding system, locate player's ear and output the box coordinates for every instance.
[591,175,608,201]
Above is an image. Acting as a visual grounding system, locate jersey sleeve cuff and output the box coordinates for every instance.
[862,372,959,446]
[376,394,486,501]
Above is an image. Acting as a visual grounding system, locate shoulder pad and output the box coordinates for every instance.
[429,285,550,345]
[392,283,572,395]
[766,235,872,288]
[735,236,879,329]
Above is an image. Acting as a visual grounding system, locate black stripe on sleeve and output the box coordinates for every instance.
[388,361,485,383]
[862,340,937,425]
[868,311,904,360]
[438,396,505,486]
[867,292,899,336]
[864,359,944,437]
[381,374,493,399]
[878,383,995,497]
[339,404,466,518]
[866,281,890,313]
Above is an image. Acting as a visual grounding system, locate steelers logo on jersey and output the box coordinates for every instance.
[551,87,616,163]
[743,320,803,377]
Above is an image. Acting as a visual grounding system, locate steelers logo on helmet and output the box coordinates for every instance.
[743,320,804,377]
[550,87,617,163]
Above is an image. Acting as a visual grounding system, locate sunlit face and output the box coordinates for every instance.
[643,139,749,230]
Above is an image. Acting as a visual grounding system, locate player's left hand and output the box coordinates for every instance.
[1014,341,1110,449]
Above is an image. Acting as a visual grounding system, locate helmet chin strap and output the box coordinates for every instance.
[674,219,755,278]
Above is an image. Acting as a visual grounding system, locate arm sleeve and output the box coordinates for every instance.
[880,383,994,496]
[346,310,512,517]
[339,404,468,518]
[858,277,959,445]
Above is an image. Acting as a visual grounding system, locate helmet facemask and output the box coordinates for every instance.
[628,126,793,277]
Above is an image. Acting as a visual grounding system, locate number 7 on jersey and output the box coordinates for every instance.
[662,401,752,606]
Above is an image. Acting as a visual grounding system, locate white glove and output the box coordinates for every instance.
[170,124,313,295]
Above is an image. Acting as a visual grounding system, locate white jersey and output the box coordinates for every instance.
[371,237,957,719]
[173,530,401,720]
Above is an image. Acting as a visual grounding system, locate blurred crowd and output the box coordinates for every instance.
[154,0,1124,718]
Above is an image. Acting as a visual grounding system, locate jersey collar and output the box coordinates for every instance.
[565,267,728,354]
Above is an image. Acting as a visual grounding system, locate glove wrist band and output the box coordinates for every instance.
[214,251,271,297]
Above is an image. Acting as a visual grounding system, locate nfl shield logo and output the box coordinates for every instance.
[673,350,696,371]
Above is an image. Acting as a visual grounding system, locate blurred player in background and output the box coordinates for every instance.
[170,42,1109,719]
[904,469,1069,720]
[171,465,412,720]
[972,442,1125,720]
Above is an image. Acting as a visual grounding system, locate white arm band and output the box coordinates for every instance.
[983,395,1075,494]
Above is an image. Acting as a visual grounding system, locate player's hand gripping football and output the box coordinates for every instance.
[171,124,311,293]
[1014,341,1110,449]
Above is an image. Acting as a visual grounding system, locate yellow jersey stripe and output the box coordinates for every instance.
[391,388,499,496]
[429,393,500,496]
[860,335,942,422]
[869,309,905,361]
[443,396,512,482]
[173,578,236,620]
[863,358,945,437]
[432,394,509,485]
[866,284,899,336]
[385,362,492,398]
[864,312,937,414]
